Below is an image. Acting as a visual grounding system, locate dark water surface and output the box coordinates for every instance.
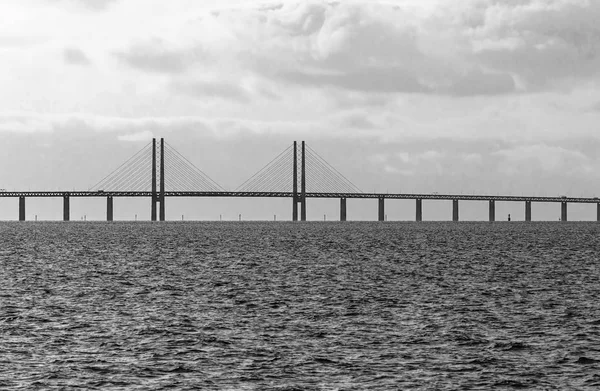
[1,222,600,390]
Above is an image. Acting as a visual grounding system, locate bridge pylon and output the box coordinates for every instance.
[150,137,166,221]
[292,141,307,221]
[159,138,165,221]
[151,138,157,221]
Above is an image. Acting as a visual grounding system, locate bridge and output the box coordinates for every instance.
[2,138,599,222]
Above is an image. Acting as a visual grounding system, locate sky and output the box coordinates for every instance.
[0,0,599,221]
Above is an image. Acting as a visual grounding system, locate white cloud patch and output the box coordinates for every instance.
[117,130,154,142]
[109,0,600,99]
[493,144,594,176]
[0,114,54,133]
[48,0,118,11]
[63,47,91,65]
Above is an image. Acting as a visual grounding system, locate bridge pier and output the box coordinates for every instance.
[63,195,70,221]
[489,200,495,222]
[416,199,422,222]
[19,196,25,221]
[378,198,385,221]
[561,202,568,222]
[525,201,532,222]
[292,200,298,221]
[107,196,113,221]
[597,203,600,222]
[300,198,306,221]
[340,198,347,221]
[452,200,459,222]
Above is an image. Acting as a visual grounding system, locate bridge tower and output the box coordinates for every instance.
[151,138,157,221]
[150,138,166,221]
[292,141,306,221]
[292,141,298,221]
[159,138,165,221]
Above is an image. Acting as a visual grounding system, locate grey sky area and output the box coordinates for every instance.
[1,0,599,221]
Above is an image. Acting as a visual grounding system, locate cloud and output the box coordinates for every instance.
[446,0,600,89]
[115,39,190,73]
[112,1,524,96]
[63,47,91,65]
[170,79,250,103]
[493,144,594,176]
[117,130,154,142]
[0,114,54,133]
[49,0,118,11]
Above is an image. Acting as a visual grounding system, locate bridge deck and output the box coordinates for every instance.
[0,191,598,203]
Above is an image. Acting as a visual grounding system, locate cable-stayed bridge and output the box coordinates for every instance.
[2,138,599,222]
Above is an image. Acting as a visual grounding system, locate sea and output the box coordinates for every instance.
[1,221,599,390]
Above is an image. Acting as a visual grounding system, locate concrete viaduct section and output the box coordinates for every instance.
[3,135,599,221]
[57,194,113,222]
[6,194,600,222]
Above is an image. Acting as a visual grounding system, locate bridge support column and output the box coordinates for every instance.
[300,197,306,221]
[561,202,568,222]
[19,196,25,221]
[107,196,113,221]
[452,199,459,222]
[597,203,600,222]
[525,201,532,222]
[489,200,495,222]
[292,200,299,221]
[63,195,70,221]
[416,199,422,222]
[340,198,347,221]
[378,198,385,221]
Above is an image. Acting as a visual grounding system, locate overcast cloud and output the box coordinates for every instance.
[0,0,599,220]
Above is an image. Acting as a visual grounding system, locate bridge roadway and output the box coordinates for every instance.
[0,191,598,203]
[3,191,599,222]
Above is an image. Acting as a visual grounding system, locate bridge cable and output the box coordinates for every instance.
[165,142,225,191]
[89,142,152,191]
[305,145,361,193]
[241,153,292,192]
[164,147,222,192]
[235,145,293,191]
